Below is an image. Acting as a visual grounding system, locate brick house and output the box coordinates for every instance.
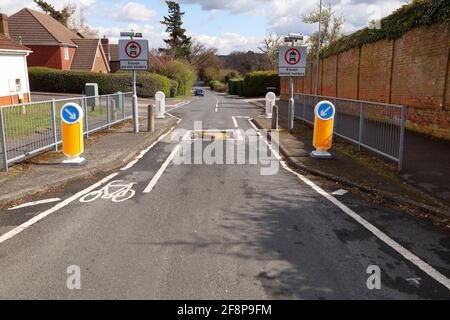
[0,14,32,106]
[7,8,110,73]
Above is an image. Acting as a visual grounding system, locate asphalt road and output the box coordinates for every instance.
[0,89,449,299]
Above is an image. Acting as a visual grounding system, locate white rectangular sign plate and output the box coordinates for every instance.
[278,67,306,77]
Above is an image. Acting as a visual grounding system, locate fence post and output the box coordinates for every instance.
[83,97,89,138]
[358,102,365,151]
[398,105,406,172]
[106,95,110,129]
[0,108,8,172]
[50,99,58,151]
[303,94,306,120]
[122,93,126,123]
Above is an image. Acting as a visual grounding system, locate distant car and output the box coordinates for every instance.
[194,89,205,97]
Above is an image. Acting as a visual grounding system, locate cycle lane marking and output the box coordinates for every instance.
[143,131,190,194]
[0,173,119,245]
[79,180,137,203]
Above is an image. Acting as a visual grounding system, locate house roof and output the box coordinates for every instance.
[71,38,109,72]
[109,44,119,61]
[0,34,30,52]
[8,8,81,47]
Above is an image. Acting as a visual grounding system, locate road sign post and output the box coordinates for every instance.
[311,100,336,159]
[61,102,86,165]
[278,46,307,132]
[119,37,149,133]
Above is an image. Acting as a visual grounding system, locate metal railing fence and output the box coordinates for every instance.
[0,92,133,171]
[293,94,406,171]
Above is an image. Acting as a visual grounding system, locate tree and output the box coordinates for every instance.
[258,33,282,70]
[161,1,192,60]
[302,1,344,58]
[34,0,75,27]
[69,9,98,38]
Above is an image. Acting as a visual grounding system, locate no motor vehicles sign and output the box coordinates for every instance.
[278,46,307,77]
[119,39,149,70]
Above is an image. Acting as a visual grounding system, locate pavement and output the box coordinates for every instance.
[0,89,449,299]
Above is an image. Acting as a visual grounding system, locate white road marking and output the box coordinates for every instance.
[8,198,61,210]
[247,118,450,291]
[232,116,239,128]
[215,99,219,112]
[165,100,194,113]
[121,112,182,171]
[332,189,348,196]
[121,126,176,171]
[143,144,181,194]
[0,173,119,245]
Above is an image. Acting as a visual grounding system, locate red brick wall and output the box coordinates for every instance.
[359,39,393,103]
[321,55,337,97]
[27,45,75,70]
[337,48,359,99]
[280,23,450,139]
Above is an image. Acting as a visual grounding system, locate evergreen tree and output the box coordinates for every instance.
[33,0,75,27]
[161,1,192,60]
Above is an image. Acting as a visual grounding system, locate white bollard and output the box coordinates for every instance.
[155,91,166,119]
[265,92,276,118]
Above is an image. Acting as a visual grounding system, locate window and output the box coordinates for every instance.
[15,79,21,92]
[64,46,69,60]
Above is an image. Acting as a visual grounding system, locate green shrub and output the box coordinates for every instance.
[242,71,279,97]
[151,60,195,97]
[210,80,226,92]
[28,67,171,98]
[227,78,244,95]
[169,80,179,98]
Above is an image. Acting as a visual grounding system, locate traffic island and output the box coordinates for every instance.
[252,114,450,226]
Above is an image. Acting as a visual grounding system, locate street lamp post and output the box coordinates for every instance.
[315,0,323,97]
[283,33,304,132]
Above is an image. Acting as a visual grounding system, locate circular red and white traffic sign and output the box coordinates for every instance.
[284,48,301,65]
[125,41,142,59]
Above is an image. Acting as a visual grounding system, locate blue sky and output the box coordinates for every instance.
[2,0,409,54]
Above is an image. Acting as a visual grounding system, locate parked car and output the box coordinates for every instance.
[194,89,205,97]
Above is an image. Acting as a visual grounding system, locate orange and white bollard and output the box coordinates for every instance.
[61,102,86,165]
[311,100,336,159]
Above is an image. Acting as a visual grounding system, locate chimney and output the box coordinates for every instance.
[0,13,9,38]
[101,36,110,61]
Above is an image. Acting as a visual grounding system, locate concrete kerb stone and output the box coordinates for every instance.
[0,118,177,208]
[251,117,450,219]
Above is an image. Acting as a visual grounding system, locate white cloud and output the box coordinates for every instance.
[180,0,409,36]
[192,32,261,54]
[118,2,156,22]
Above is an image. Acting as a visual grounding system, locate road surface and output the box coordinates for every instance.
[0,90,449,299]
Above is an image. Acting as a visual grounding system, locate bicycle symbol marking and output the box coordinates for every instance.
[80,180,136,203]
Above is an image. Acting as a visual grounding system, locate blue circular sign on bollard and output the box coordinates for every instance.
[315,101,336,121]
[61,104,82,124]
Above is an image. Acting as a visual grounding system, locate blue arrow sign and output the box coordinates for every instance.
[61,104,81,124]
[316,102,335,121]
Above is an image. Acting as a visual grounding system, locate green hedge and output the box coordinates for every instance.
[28,67,171,98]
[210,80,227,93]
[322,0,450,58]
[242,71,279,97]
[227,78,244,95]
